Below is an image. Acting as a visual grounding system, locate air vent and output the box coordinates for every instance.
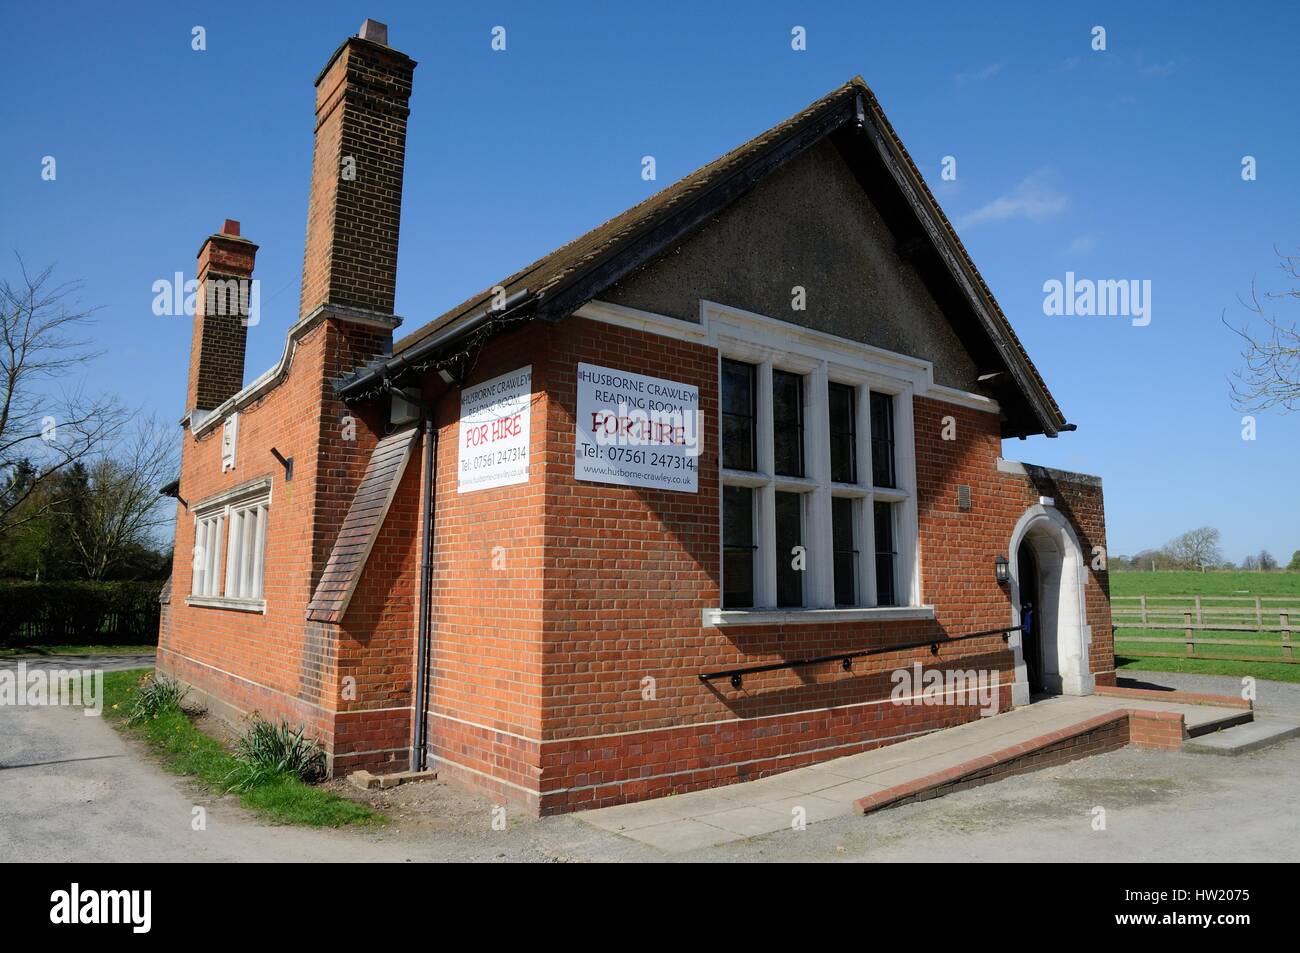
[957,484,972,511]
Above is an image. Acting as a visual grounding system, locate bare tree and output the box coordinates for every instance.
[0,256,126,537]
[1166,527,1223,572]
[1227,248,1300,412]
[64,416,178,580]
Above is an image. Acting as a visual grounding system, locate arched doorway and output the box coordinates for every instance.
[1017,544,1043,693]
[1008,505,1094,705]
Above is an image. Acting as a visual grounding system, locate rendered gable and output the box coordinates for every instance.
[604,138,979,391]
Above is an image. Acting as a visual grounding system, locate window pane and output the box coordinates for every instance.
[721,359,756,471]
[723,486,755,608]
[775,491,803,607]
[772,370,804,477]
[832,497,858,607]
[829,382,856,483]
[225,510,243,598]
[870,391,896,488]
[874,500,897,606]
[204,516,223,597]
[240,508,255,597]
[192,520,206,595]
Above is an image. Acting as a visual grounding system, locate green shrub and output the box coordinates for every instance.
[126,673,190,726]
[227,718,327,792]
[0,581,163,647]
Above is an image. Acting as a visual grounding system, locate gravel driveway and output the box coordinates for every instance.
[1,663,1297,862]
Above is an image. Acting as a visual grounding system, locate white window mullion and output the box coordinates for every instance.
[895,385,920,606]
[756,360,776,606]
[808,362,834,608]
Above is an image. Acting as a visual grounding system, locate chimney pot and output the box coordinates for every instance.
[221,219,241,237]
[358,19,388,45]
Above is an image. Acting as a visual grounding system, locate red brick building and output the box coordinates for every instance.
[159,22,1113,815]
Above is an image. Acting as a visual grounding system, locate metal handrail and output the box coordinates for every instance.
[699,625,1021,689]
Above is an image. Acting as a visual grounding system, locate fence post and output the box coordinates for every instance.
[1185,611,1195,657]
[1282,612,1293,661]
[1195,595,1203,625]
[1140,595,1148,624]
[1256,595,1263,632]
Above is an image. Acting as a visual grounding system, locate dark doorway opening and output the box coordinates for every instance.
[1017,544,1043,693]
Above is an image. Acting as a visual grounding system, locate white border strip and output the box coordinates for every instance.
[573,298,1001,413]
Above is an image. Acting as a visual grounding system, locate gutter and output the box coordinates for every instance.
[338,288,533,403]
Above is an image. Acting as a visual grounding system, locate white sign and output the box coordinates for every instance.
[575,362,699,493]
[458,366,532,493]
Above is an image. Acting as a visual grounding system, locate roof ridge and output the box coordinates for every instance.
[393,78,864,355]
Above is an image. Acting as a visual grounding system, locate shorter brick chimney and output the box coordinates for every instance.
[186,219,258,417]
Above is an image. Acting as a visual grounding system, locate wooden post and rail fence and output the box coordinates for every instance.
[1112,595,1295,664]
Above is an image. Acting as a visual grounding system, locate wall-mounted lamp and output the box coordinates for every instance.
[995,554,1010,586]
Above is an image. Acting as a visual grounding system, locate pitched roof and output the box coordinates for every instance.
[306,427,419,624]
[344,78,1065,436]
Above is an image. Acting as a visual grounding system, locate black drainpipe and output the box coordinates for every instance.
[411,411,437,772]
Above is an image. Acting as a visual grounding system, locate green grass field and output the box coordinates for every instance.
[1109,571,1300,598]
[1109,571,1300,683]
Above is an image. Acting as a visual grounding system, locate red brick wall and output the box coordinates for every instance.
[163,311,1112,809]
[159,316,395,767]
[412,324,552,807]
[511,317,1110,814]
[915,398,1114,686]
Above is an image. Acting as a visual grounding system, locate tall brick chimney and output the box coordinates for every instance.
[300,19,416,322]
[186,219,258,416]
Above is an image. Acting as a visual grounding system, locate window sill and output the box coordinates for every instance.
[703,605,935,627]
[185,595,267,614]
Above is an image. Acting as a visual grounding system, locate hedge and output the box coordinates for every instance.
[0,581,163,647]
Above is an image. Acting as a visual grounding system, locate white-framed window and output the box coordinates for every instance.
[718,349,920,618]
[188,478,271,611]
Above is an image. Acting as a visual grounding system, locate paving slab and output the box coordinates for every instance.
[1184,717,1300,756]
[621,818,743,851]
[753,794,847,823]
[694,805,791,837]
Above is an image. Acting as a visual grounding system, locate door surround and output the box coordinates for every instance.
[1007,504,1094,705]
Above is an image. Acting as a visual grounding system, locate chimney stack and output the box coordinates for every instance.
[299,19,416,322]
[185,219,258,416]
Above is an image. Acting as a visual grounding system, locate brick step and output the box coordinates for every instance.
[1184,709,1255,738]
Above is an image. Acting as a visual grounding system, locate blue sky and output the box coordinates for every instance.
[4,1,1298,563]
